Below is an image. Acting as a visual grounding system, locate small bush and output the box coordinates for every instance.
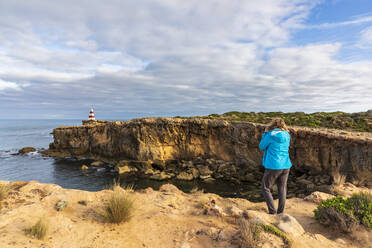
[314,193,372,232]
[101,187,134,223]
[25,217,49,239]
[0,184,10,201]
[238,218,261,248]
[346,192,372,228]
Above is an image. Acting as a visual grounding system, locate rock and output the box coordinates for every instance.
[143,167,156,175]
[196,164,213,177]
[306,183,315,191]
[249,217,267,226]
[90,161,104,167]
[243,173,256,182]
[189,168,199,179]
[335,238,346,244]
[151,159,166,170]
[11,181,28,188]
[197,227,220,240]
[297,178,313,186]
[18,147,36,154]
[55,200,68,211]
[115,165,138,174]
[276,214,305,237]
[314,185,332,194]
[304,191,334,204]
[81,165,89,170]
[150,171,173,180]
[202,177,216,183]
[78,200,87,206]
[206,204,227,217]
[243,210,259,219]
[176,172,194,181]
[159,184,183,194]
[217,227,238,241]
[227,205,243,217]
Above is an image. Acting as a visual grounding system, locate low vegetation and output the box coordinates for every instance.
[314,192,372,232]
[0,184,10,202]
[101,186,134,223]
[200,111,372,132]
[238,218,292,248]
[25,217,49,239]
[238,218,261,248]
[262,224,292,247]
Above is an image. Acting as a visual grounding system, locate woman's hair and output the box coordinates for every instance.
[267,118,289,131]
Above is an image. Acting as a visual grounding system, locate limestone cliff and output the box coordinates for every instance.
[48,118,372,186]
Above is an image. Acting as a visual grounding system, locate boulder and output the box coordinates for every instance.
[81,165,89,170]
[189,168,199,179]
[197,165,213,177]
[276,214,305,237]
[304,191,334,204]
[115,165,138,174]
[91,161,104,167]
[176,172,194,181]
[18,147,36,154]
[150,171,174,180]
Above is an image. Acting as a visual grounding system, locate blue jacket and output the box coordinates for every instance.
[259,129,292,170]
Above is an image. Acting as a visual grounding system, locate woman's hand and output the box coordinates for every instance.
[264,126,269,132]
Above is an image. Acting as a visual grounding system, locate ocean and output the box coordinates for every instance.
[0,119,115,191]
[0,119,263,200]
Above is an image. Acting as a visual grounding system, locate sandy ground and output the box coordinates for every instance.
[0,181,370,248]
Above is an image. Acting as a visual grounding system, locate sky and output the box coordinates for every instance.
[0,0,372,119]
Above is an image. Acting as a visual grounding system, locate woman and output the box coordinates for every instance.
[259,118,292,214]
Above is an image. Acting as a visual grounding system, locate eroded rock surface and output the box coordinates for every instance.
[47,118,372,186]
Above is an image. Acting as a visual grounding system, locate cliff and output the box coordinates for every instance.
[48,118,372,187]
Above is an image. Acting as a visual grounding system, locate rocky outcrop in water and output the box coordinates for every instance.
[47,118,372,187]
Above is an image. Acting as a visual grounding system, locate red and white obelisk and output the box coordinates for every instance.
[88,108,96,120]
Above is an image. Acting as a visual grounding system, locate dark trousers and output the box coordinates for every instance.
[261,168,290,214]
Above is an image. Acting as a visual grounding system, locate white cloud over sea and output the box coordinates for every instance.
[0,0,371,119]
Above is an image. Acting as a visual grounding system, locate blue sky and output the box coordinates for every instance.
[0,0,371,119]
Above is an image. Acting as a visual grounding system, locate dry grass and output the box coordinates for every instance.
[25,217,49,239]
[331,172,346,186]
[0,184,10,202]
[238,218,261,248]
[190,186,204,195]
[101,186,134,223]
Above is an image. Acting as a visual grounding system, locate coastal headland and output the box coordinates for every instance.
[44,117,372,200]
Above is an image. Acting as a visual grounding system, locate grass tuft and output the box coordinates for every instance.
[25,217,49,239]
[238,218,261,248]
[0,184,10,202]
[101,186,134,223]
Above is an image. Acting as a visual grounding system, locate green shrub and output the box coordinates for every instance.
[314,193,372,232]
[204,111,372,132]
[346,192,372,228]
[25,217,49,239]
[101,187,134,223]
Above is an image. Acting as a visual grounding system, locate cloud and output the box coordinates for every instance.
[0,0,371,119]
[0,79,21,91]
[358,26,372,48]
[306,15,372,29]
